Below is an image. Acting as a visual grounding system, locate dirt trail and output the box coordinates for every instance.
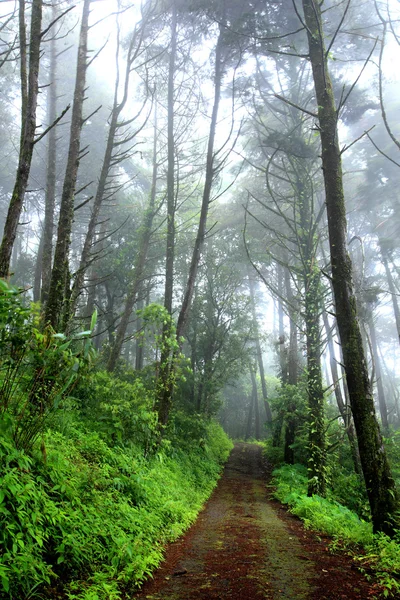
[132,444,379,600]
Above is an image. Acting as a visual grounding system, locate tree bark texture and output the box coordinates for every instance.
[302,0,399,535]
[45,0,90,329]
[41,15,58,303]
[70,21,143,318]
[157,17,225,426]
[0,0,43,278]
[382,254,400,345]
[251,368,261,440]
[249,275,273,423]
[106,113,158,372]
[369,315,389,432]
[322,312,361,474]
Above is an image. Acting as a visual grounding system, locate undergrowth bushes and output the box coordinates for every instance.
[272,464,400,597]
[0,408,232,599]
[0,287,233,599]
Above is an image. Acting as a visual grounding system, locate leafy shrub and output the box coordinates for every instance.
[272,464,400,596]
[0,281,96,452]
[0,416,232,599]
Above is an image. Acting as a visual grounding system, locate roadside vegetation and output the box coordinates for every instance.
[267,427,400,598]
[0,284,232,599]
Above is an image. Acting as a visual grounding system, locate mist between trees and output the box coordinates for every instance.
[2,0,400,587]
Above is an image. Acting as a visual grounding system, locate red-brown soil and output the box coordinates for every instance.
[131,443,382,600]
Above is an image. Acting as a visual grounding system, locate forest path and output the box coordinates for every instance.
[132,443,377,600]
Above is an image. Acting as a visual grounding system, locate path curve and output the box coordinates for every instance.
[132,443,379,599]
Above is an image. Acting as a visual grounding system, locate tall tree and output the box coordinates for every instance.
[45,0,91,329]
[301,0,399,535]
[0,0,43,278]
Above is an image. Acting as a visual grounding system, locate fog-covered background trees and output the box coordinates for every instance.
[2,0,400,537]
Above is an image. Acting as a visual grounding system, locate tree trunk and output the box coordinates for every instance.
[283,267,298,463]
[164,2,177,317]
[44,0,91,329]
[277,264,288,383]
[284,267,298,386]
[248,275,272,423]
[302,0,399,535]
[41,10,57,303]
[251,368,261,440]
[382,254,400,345]
[0,0,43,278]
[245,390,254,441]
[322,311,361,474]
[369,315,389,432]
[157,15,226,426]
[106,112,158,372]
[69,21,142,318]
[33,233,44,302]
[304,266,326,496]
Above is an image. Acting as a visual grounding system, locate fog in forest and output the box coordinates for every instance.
[2,0,400,596]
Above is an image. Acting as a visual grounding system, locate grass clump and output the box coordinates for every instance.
[0,378,232,600]
[272,464,400,596]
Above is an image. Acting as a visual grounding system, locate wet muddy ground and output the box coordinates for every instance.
[132,443,381,599]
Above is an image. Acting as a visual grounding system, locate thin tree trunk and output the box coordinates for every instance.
[164,2,177,317]
[284,267,298,385]
[33,233,44,301]
[369,316,389,432]
[245,389,254,441]
[251,368,261,440]
[248,275,273,423]
[157,14,226,426]
[135,295,144,371]
[69,20,143,317]
[302,0,399,535]
[283,267,298,464]
[323,312,361,474]
[41,10,57,303]
[277,264,288,383]
[304,266,326,496]
[382,255,400,345]
[0,0,43,278]
[107,111,158,372]
[44,0,91,329]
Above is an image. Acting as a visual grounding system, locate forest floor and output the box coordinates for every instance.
[132,443,381,600]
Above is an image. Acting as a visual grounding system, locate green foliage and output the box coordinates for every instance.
[272,464,400,596]
[0,408,232,598]
[270,383,309,463]
[0,282,96,452]
[75,370,158,454]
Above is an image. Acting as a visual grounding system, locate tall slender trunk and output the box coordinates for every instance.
[248,275,272,423]
[33,233,44,301]
[283,268,298,464]
[41,11,57,303]
[302,0,399,535]
[382,254,400,345]
[107,112,158,372]
[69,21,142,317]
[135,295,144,371]
[304,267,325,496]
[277,264,288,383]
[369,315,389,432]
[0,0,43,278]
[251,368,261,440]
[157,15,226,426]
[44,0,91,329]
[164,3,177,317]
[284,267,298,385]
[322,312,361,474]
[245,388,254,441]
